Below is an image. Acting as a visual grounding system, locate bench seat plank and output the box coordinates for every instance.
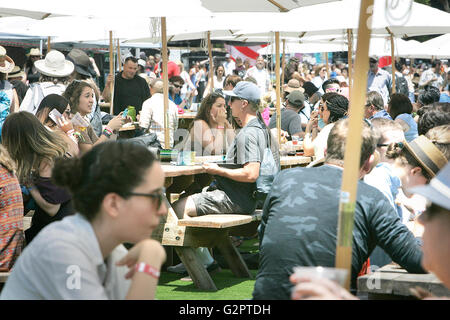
[178,214,253,228]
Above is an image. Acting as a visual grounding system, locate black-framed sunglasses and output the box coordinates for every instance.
[122,188,165,210]
[173,84,182,89]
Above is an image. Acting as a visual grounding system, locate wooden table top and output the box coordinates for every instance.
[178,112,197,119]
[161,155,314,178]
[357,264,450,298]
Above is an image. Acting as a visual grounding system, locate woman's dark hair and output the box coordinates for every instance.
[193,92,225,127]
[388,93,413,120]
[417,102,450,135]
[63,80,93,114]
[418,86,441,106]
[322,92,349,123]
[302,81,319,99]
[35,94,69,126]
[52,141,156,221]
[10,80,28,105]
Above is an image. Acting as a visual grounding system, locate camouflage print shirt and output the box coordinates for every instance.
[252,165,425,300]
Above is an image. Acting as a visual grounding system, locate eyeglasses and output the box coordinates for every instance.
[173,84,182,89]
[230,96,242,103]
[122,188,165,210]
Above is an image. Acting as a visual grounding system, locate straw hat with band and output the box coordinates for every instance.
[283,79,305,93]
[409,162,450,211]
[404,135,448,179]
[27,48,42,57]
[34,50,74,78]
[7,66,25,79]
[0,46,15,74]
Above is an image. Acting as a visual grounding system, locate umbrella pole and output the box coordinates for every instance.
[161,17,170,149]
[347,29,353,95]
[208,31,214,94]
[109,31,114,115]
[335,0,374,291]
[281,39,286,85]
[325,52,330,79]
[117,39,122,72]
[275,32,281,147]
[387,28,396,93]
[47,36,51,52]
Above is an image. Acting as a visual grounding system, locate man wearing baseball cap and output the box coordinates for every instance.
[268,90,305,138]
[169,81,280,275]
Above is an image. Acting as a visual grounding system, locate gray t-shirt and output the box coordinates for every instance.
[268,108,303,136]
[215,117,280,213]
[1,214,131,300]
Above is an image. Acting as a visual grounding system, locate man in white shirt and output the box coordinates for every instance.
[245,56,270,95]
[139,78,178,149]
[419,60,444,90]
[223,54,236,76]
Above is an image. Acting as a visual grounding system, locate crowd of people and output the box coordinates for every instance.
[0,42,449,300]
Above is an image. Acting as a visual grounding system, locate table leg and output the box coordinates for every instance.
[174,246,218,291]
[216,234,253,278]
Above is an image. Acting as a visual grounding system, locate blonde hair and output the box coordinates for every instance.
[2,112,68,185]
[425,124,450,160]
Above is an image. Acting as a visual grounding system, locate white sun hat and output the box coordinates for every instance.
[34,50,74,77]
[0,46,15,74]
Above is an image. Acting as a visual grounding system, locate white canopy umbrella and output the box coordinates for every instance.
[421,34,450,59]
[200,0,340,12]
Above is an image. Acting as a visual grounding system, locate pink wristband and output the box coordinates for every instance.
[134,262,160,279]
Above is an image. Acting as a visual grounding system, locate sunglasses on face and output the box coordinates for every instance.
[123,188,165,210]
[173,84,182,89]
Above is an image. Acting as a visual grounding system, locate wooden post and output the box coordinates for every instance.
[117,39,122,72]
[207,31,214,94]
[281,39,286,85]
[387,28,396,93]
[335,0,374,291]
[275,32,281,146]
[161,17,170,149]
[347,29,353,95]
[109,31,114,115]
[47,36,51,52]
[325,52,330,79]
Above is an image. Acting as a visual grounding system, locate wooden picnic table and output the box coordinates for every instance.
[357,264,450,299]
[153,163,258,291]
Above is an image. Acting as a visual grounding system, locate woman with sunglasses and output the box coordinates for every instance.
[364,129,448,268]
[63,81,125,155]
[1,141,167,299]
[303,92,349,159]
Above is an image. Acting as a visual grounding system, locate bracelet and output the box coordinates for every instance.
[102,127,113,138]
[217,126,225,129]
[134,262,160,279]
[104,126,114,135]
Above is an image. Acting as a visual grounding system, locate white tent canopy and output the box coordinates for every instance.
[237,0,450,38]
[200,0,340,12]
[421,34,450,59]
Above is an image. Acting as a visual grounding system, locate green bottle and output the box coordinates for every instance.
[126,106,136,121]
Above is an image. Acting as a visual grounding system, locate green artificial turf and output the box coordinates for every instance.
[156,269,258,300]
[156,236,260,300]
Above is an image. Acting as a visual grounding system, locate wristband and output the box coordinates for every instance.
[102,127,113,138]
[134,262,160,279]
[104,126,114,135]
[217,126,225,129]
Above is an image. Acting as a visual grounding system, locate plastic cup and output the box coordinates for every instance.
[292,266,348,287]
[292,136,299,145]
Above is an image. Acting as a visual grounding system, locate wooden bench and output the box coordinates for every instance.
[151,207,262,291]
